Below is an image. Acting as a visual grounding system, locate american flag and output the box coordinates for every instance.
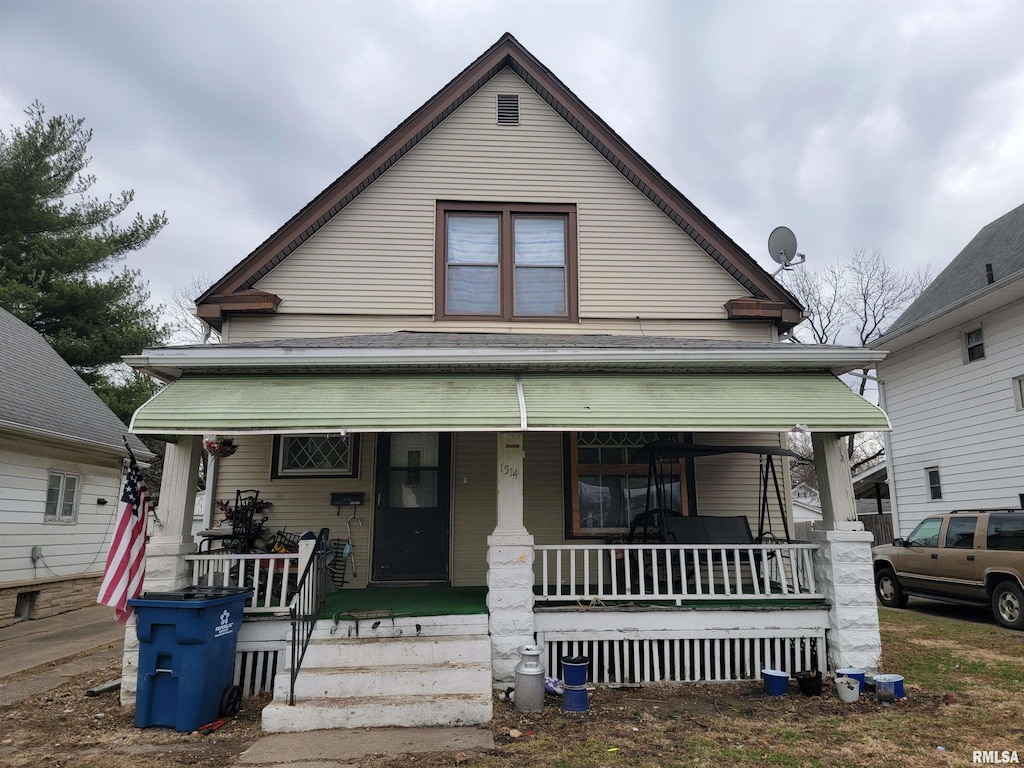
[97,445,152,623]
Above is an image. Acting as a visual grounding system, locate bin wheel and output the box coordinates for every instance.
[220,685,242,717]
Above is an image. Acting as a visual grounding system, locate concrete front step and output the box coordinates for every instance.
[261,692,493,733]
[285,633,492,670]
[312,612,488,640]
[274,661,492,700]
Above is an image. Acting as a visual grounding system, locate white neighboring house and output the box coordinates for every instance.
[872,203,1024,537]
[0,306,154,627]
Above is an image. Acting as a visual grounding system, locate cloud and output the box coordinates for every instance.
[1,0,1022,316]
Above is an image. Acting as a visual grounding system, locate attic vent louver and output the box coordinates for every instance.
[497,94,519,126]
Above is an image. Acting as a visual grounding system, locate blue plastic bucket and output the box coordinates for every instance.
[762,669,789,696]
[562,686,590,712]
[874,674,905,699]
[836,668,866,692]
[561,657,590,687]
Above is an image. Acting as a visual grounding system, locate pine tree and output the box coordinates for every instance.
[0,102,169,394]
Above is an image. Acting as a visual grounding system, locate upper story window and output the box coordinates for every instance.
[436,202,577,321]
[272,434,359,478]
[45,470,80,523]
[964,327,985,362]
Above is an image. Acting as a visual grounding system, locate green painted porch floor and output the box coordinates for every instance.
[319,586,488,620]
[318,585,825,620]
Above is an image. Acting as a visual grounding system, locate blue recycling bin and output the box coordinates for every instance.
[129,586,253,732]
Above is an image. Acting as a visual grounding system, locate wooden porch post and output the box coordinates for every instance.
[121,434,202,706]
[486,431,535,685]
[808,431,881,673]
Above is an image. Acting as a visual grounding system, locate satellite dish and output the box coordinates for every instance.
[768,226,798,266]
[767,226,806,276]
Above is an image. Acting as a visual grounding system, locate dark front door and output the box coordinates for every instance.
[372,433,452,582]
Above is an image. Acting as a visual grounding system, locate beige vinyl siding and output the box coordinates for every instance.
[253,69,751,325]
[223,314,776,343]
[879,297,1024,536]
[694,432,793,539]
[212,433,376,589]
[450,433,495,586]
[0,435,123,584]
[450,432,565,586]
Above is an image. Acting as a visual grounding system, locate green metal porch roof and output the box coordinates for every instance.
[519,373,890,432]
[130,372,889,435]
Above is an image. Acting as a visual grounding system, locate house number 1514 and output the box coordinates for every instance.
[500,464,519,480]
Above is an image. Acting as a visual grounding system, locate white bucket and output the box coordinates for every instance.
[834,676,860,703]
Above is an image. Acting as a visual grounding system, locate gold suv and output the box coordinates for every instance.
[872,509,1024,630]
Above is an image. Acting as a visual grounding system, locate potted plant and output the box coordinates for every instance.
[204,436,238,459]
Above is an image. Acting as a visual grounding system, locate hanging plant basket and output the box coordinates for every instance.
[204,437,238,459]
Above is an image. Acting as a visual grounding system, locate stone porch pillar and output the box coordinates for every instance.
[486,431,535,685]
[808,431,881,673]
[121,435,202,705]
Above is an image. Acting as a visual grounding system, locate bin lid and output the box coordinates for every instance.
[131,586,254,602]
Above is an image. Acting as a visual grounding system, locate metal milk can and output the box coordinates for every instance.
[513,644,545,712]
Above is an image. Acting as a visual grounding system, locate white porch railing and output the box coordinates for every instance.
[535,543,821,604]
[185,552,300,614]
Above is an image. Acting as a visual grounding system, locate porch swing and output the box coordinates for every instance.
[625,440,798,546]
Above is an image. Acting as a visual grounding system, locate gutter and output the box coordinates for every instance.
[0,420,155,461]
[125,346,887,380]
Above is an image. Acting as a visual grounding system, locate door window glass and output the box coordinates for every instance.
[907,517,942,547]
[388,434,440,509]
[944,517,977,548]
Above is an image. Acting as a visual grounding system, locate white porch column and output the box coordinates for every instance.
[121,434,202,706]
[809,431,881,673]
[486,431,535,685]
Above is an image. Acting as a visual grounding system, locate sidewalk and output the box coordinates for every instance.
[0,605,125,705]
[0,604,125,678]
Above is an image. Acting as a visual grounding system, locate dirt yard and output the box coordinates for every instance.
[1,605,1021,768]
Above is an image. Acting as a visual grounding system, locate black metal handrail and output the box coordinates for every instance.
[288,527,330,706]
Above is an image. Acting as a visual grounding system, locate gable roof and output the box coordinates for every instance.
[196,33,802,330]
[877,202,1024,344]
[0,307,152,459]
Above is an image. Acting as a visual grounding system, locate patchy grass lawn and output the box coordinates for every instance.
[368,607,1024,768]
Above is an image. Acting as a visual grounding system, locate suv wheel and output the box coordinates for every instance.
[875,566,908,608]
[991,580,1024,630]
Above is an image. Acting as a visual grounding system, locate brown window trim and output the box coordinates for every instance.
[562,432,696,540]
[435,201,578,321]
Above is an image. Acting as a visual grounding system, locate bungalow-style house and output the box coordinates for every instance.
[0,307,153,627]
[872,203,1024,537]
[123,34,889,732]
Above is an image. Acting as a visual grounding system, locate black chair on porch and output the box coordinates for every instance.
[226,489,266,553]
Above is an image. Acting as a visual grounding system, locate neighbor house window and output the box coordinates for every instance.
[565,432,690,537]
[45,471,80,523]
[925,466,942,500]
[964,327,985,362]
[272,434,359,478]
[436,202,577,320]
[1013,375,1024,412]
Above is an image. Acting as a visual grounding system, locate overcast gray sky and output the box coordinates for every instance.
[2,0,1023,324]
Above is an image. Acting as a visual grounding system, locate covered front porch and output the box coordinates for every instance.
[122,351,888,731]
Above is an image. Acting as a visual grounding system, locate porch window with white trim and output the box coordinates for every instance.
[45,471,80,523]
[567,432,684,537]
[273,434,358,478]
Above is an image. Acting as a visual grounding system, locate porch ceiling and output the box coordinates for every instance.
[130,372,889,435]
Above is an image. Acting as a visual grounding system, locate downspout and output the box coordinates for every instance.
[877,378,901,537]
